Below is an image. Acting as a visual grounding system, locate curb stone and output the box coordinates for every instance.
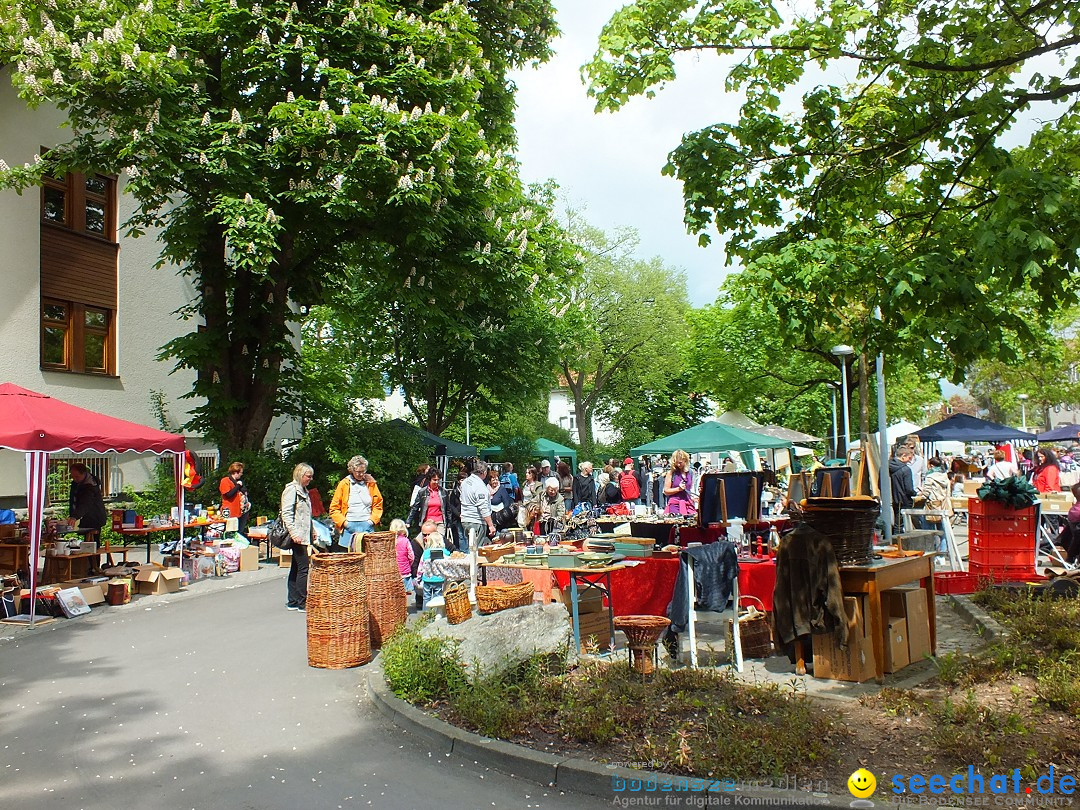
[365,664,839,806]
[947,594,1003,642]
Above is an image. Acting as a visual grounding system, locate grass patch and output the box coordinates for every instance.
[382,621,842,781]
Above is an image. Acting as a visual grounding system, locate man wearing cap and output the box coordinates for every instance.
[619,457,641,503]
[540,458,552,477]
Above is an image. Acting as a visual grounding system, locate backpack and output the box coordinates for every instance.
[620,472,641,501]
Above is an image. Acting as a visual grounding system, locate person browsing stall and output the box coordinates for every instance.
[572,461,597,508]
[68,462,108,532]
[986,449,1019,481]
[329,455,384,550]
[408,469,446,533]
[1033,448,1062,493]
[281,463,316,611]
[459,460,495,551]
[663,450,696,515]
[218,461,250,534]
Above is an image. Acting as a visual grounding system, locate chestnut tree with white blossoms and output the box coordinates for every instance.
[0,0,563,451]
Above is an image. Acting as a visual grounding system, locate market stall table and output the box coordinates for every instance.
[115,520,224,563]
[0,543,30,574]
[802,554,937,683]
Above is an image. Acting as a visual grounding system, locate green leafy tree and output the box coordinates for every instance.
[968,318,1080,429]
[601,371,710,451]
[554,216,691,453]
[584,0,1080,377]
[0,0,557,452]
[337,182,577,435]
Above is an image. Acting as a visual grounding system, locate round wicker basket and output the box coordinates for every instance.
[475,581,534,614]
[613,615,671,674]
[798,498,880,565]
[443,581,472,625]
[306,552,371,669]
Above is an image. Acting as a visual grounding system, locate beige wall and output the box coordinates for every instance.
[0,73,299,501]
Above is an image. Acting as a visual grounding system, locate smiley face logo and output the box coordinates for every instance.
[848,768,877,799]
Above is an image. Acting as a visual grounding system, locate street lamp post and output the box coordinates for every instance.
[466,404,471,446]
[1017,394,1028,432]
[831,345,855,458]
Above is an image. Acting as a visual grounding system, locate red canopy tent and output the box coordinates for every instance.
[0,383,186,623]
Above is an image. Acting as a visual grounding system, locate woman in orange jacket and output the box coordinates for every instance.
[329,455,384,550]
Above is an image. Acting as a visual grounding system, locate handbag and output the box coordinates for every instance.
[267,518,293,550]
[268,490,299,550]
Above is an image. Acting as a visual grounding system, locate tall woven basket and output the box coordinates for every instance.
[306,553,371,669]
[362,531,408,648]
[797,497,880,565]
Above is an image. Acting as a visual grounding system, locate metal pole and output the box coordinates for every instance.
[465,405,471,447]
[840,357,851,459]
[1021,402,1027,431]
[876,354,892,541]
[831,390,839,460]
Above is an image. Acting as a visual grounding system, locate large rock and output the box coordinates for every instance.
[420,602,575,679]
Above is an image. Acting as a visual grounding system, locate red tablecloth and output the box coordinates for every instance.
[738,559,777,611]
[552,558,679,617]
[551,556,777,616]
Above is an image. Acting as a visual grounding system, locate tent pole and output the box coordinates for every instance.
[174,452,186,562]
[26,451,49,626]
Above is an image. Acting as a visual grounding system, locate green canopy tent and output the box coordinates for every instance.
[629,421,790,456]
[386,419,476,458]
[479,437,578,471]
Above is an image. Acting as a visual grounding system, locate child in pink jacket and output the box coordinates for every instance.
[390,519,415,595]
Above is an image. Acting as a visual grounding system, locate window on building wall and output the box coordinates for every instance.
[40,157,119,376]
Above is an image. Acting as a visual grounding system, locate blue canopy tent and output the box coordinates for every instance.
[1037,424,1080,443]
[914,413,1037,444]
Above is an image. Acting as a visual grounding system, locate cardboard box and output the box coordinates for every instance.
[558,586,603,614]
[239,546,259,572]
[278,549,293,568]
[0,524,17,539]
[576,609,613,653]
[882,616,909,673]
[60,580,106,606]
[883,585,931,663]
[134,566,184,595]
[812,596,875,682]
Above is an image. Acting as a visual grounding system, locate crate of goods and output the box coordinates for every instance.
[967,538,1035,572]
[968,500,1037,536]
[934,568,1045,595]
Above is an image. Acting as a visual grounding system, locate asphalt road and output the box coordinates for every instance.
[0,577,616,810]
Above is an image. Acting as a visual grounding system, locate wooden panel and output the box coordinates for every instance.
[40,224,118,310]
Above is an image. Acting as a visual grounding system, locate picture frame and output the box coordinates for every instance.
[55,587,91,618]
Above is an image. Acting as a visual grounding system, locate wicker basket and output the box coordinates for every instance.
[475,581,534,614]
[367,572,407,649]
[360,531,400,576]
[613,615,671,674]
[726,596,773,659]
[798,498,879,565]
[443,581,472,625]
[306,553,371,669]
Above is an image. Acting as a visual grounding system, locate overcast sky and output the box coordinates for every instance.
[510,2,739,307]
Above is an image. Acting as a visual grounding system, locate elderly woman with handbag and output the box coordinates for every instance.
[281,463,316,611]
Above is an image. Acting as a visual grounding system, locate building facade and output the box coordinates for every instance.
[0,72,298,505]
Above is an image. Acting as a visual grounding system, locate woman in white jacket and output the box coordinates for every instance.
[281,463,315,611]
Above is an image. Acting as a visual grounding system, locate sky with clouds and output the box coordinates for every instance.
[510,1,740,307]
